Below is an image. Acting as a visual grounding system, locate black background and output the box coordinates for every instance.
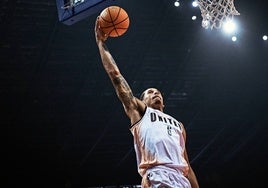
[4,0,267,187]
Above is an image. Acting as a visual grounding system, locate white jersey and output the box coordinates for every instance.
[130,106,189,177]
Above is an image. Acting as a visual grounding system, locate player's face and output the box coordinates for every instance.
[142,88,164,110]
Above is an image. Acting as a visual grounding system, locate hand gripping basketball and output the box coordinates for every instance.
[95,17,108,42]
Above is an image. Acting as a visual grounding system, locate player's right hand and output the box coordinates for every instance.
[95,16,108,43]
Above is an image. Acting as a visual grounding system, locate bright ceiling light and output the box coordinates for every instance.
[232,36,237,42]
[174,0,180,7]
[192,1,198,7]
[263,35,268,41]
[223,19,236,34]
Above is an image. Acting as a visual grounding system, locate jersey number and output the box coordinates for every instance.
[167,125,172,136]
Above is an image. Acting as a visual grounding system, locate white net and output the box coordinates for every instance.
[197,0,240,29]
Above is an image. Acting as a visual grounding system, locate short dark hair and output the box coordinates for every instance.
[139,91,146,100]
[139,88,163,101]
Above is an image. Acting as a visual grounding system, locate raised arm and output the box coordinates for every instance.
[94,17,145,123]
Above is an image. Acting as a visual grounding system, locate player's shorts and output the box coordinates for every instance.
[141,166,191,188]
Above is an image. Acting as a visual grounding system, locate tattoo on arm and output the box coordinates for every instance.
[112,76,134,103]
[101,43,117,66]
[102,43,109,52]
[100,43,134,106]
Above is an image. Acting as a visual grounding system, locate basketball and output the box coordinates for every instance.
[99,6,130,37]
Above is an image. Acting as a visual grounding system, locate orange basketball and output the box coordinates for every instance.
[99,6,130,37]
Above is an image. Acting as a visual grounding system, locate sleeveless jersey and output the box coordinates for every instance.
[130,107,189,177]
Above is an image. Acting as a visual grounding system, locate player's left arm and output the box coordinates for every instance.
[182,126,200,188]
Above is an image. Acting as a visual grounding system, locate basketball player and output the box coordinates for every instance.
[94,17,199,188]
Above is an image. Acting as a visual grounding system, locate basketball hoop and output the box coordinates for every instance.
[196,0,240,29]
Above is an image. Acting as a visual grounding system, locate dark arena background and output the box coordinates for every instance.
[4,0,267,187]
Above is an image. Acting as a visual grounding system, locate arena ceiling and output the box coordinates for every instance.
[4,0,267,187]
